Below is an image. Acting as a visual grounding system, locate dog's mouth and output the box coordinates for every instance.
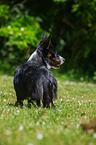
[51,58,61,69]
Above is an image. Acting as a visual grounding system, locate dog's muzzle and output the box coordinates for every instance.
[51,55,65,69]
[59,55,65,65]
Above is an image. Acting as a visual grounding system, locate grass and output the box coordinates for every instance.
[0,74,96,145]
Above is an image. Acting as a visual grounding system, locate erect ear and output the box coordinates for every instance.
[42,34,51,50]
[47,35,51,49]
[38,33,47,45]
[42,33,47,40]
[37,34,51,52]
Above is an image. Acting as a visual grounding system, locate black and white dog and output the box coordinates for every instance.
[13,34,65,108]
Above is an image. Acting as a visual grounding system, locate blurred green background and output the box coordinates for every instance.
[0,0,96,80]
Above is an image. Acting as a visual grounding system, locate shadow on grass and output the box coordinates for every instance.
[7,102,38,109]
[7,103,15,107]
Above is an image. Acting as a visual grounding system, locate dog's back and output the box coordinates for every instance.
[14,63,57,107]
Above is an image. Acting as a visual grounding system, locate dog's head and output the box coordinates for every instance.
[37,33,65,69]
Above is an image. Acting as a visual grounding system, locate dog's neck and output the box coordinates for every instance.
[27,51,47,68]
[27,50,51,69]
[28,51,38,62]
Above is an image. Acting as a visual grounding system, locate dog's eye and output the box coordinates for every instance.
[47,54,51,58]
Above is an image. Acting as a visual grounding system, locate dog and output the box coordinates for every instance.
[13,34,65,108]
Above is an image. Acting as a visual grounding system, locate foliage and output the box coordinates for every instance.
[53,0,66,2]
[0,15,46,50]
[0,4,9,19]
[0,75,96,145]
[70,0,96,75]
[0,4,48,65]
[0,0,96,77]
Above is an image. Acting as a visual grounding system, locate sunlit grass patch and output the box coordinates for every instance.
[0,74,96,145]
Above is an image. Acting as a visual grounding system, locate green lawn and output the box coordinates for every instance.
[0,74,96,145]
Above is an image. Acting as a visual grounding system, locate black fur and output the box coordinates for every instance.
[13,34,65,108]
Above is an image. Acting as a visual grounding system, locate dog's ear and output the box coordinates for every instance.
[38,33,47,45]
[42,34,51,50]
[42,33,47,40]
[37,34,51,51]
